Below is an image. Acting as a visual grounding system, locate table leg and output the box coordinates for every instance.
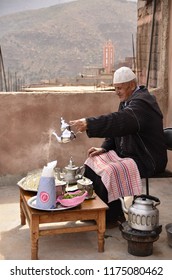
[30,215,39,260]
[97,210,106,252]
[20,192,26,225]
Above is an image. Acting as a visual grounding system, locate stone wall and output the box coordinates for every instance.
[167,0,172,170]
[137,0,167,88]
[137,0,172,170]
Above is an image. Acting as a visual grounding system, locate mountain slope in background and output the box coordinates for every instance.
[0,0,76,16]
[0,0,137,83]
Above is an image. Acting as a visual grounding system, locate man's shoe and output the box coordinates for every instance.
[106,220,119,229]
[106,215,126,229]
[117,215,126,224]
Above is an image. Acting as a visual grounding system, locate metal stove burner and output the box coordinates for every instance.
[120,221,162,256]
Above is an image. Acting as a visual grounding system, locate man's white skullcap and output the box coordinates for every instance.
[113,66,136,84]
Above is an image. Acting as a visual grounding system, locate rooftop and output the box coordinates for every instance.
[23,85,114,93]
[0,177,172,260]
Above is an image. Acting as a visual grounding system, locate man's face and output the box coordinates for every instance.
[114,81,134,102]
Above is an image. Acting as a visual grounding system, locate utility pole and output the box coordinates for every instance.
[146,0,156,88]
[132,34,136,73]
[0,46,7,91]
[0,47,3,91]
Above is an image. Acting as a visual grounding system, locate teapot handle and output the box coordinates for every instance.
[135,194,160,206]
[76,165,85,176]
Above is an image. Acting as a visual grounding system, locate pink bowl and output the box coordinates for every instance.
[56,190,87,207]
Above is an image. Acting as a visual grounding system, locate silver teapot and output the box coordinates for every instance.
[62,157,84,185]
[52,117,76,144]
[119,195,160,231]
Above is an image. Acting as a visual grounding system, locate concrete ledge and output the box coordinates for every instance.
[0,174,25,187]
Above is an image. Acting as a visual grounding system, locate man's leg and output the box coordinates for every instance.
[84,166,125,223]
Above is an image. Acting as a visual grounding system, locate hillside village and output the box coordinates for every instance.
[0,0,137,90]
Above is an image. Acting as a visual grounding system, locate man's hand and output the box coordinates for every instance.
[70,118,87,133]
[88,147,106,157]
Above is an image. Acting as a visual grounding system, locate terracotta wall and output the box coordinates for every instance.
[0,90,119,185]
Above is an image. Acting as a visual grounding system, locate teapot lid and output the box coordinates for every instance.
[134,197,154,206]
[61,117,69,131]
[134,194,160,207]
[65,157,78,170]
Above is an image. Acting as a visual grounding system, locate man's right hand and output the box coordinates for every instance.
[88,147,106,157]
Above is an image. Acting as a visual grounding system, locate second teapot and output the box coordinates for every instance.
[62,157,85,185]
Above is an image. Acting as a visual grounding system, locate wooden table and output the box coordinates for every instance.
[19,188,108,260]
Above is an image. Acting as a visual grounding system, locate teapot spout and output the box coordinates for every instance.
[52,131,62,143]
[119,197,128,215]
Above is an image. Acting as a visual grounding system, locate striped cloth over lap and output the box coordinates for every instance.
[84,150,142,203]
